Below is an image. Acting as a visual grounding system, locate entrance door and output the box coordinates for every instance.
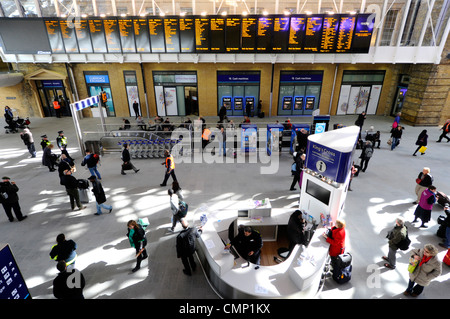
[38,87,71,117]
[185,86,198,116]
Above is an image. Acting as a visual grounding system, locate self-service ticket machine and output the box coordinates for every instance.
[241,124,257,153]
[267,124,284,156]
[233,97,244,116]
[311,115,330,134]
[290,123,310,154]
[299,126,360,225]
[222,96,232,115]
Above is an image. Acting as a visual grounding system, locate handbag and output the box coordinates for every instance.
[408,257,418,273]
[418,146,427,153]
[387,137,392,145]
[122,162,133,171]
[416,178,422,184]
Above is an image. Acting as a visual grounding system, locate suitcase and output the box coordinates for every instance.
[77,179,89,189]
[436,191,450,207]
[444,249,450,266]
[437,224,447,238]
[333,265,352,284]
[336,252,352,269]
[78,188,91,203]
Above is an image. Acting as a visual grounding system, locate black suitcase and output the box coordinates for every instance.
[77,179,89,189]
[437,224,447,238]
[437,191,450,207]
[336,252,352,269]
[333,265,352,284]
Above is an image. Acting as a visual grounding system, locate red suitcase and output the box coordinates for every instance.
[444,249,450,266]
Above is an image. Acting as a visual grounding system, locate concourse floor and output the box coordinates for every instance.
[0,114,449,300]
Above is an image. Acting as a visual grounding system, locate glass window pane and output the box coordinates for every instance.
[1,0,20,17]
[39,0,57,17]
[20,0,39,17]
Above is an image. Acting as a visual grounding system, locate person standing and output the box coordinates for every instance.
[286,210,306,253]
[40,134,50,150]
[126,220,148,273]
[88,175,112,216]
[58,154,75,185]
[42,143,57,172]
[354,111,366,131]
[414,167,433,204]
[160,149,177,186]
[392,112,401,129]
[359,140,374,172]
[404,244,442,297]
[219,125,227,156]
[383,217,407,269]
[176,221,202,276]
[390,125,403,150]
[324,219,346,270]
[20,128,36,158]
[60,169,85,211]
[438,203,450,249]
[120,143,139,175]
[53,261,85,299]
[56,130,73,162]
[81,149,101,180]
[436,119,450,143]
[413,130,428,156]
[53,98,62,118]
[133,100,140,118]
[412,185,437,228]
[0,177,27,222]
[219,105,228,123]
[49,233,78,267]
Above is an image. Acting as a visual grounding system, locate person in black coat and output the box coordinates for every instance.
[413,130,428,156]
[42,144,57,172]
[0,176,27,222]
[354,111,366,130]
[219,105,228,123]
[60,169,84,211]
[287,210,306,253]
[88,175,112,216]
[127,220,148,272]
[120,143,139,175]
[176,221,202,276]
[290,152,304,191]
[53,261,85,299]
[359,140,374,172]
[227,226,263,265]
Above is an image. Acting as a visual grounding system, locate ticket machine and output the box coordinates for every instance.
[282,96,293,110]
[234,97,243,111]
[267,124,284,155]
[222,96,232,113]
[241,124,257,153]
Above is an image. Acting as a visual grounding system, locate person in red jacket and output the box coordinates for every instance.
[324,219,346,269]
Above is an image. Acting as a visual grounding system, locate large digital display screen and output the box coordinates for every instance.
[0,14,373,55]
[0,244,31,299]
[305,180,331,205]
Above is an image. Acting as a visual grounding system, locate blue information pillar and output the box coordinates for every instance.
[241,124,258,153]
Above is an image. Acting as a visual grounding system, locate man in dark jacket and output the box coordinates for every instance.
[53,261,85,299]
[176,221,202,276]
[287,210,306,252]
[359,141,374,172]
[227,226,263,265]
[60,169,85,211]
[0,176,27,222]
[88,175,112,215]
[81,149,101,180]
[383,217,407,269]
[121,143,139,175]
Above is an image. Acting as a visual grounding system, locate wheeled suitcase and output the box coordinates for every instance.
[336,252,352,269]
[78,188,91,203]
[436,191,450,207]
[77,179,89,189]
[333,265,352,284]
[444,249,450,266]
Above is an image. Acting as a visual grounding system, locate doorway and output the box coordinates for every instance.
[37,83,71,117]
[185,86,198,116]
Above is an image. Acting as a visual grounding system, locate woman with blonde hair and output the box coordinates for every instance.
[404,244,442,297]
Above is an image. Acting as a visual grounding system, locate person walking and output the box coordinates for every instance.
[436,119,450,143]
[392,112,401,129]
[53,261,85,299]
[120,143,139,175]
[60,169,85,211]
[42,143,57,172]
[88,175,112,216]
[176,220,202,276]
[219,105,228,123]
[359,140,374,172]
[0,176,27,222]
[168,189,187,232]
[390,125,403,150]
[160,149,177,186]
[404,244,442,297]
[290,152,304,191]
[81,149,101,180]
[414,167,433,204]
[20,128,36,158]
[171,181,184,201]
[126,220,148,273]
[412,185,437,228]
[49,233,78,267]
[413,130,428,156]
[383,217,407,269]
[439,203,450,249]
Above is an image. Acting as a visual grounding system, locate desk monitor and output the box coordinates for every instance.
[305,179,331,206]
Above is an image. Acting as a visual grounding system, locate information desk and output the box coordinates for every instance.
[195,209,330,299]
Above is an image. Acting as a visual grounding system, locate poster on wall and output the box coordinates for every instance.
[366,84,382,115]
[164,87,178,116]
[155,85,166,116]
[337,84,351,115]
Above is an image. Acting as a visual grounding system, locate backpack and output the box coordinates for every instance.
[178,201,188,218]
[397,228,411,251]
[364,146,373,158]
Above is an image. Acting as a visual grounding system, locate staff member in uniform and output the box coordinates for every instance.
[226,226,263,266]
[53,98,61,118]
[160,150,177,186]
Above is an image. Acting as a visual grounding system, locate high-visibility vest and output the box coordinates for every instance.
[165,155,175,170]
[202,128,211,140]
[53,101,60,109]
[101,92,107,103]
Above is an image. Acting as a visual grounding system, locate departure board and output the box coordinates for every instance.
[272,16,290,52]
[45,19,65,53]
[303,16,323,52]
[164,18,180,53]
[118,19,135,53]
[352,14,374,53]
[179,18,195,53]
[148,18,165,53]
[60,20,79,53]
[226,17,241,52]
[210,17,226,52]
[104,18,121,53]
[133,18,151,52]
[288,16,306,52]
[320,15,339,53]
[2,15,374,56]
[74,19,93,53]
[257,17,273,52]
[89,19,107,53]
[241,16,258,51]
[195,18,209,52]
[335,15,356,53]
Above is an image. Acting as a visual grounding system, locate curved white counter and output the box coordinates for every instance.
[195,208,330,299]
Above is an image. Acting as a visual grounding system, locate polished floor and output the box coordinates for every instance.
[0,113,449,300]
